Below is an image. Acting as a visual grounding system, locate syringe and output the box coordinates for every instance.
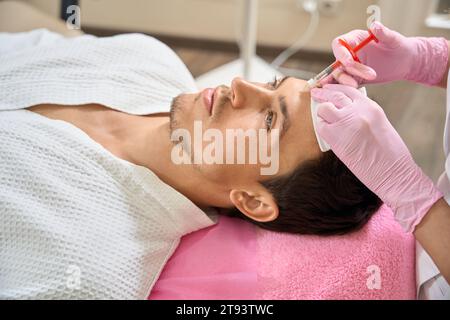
[307,30,379,88]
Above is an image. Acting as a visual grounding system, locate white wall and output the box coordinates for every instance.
[21,0,60,17]
[78,0,372,52]
[16,0,450,51]
[377,0,450,38]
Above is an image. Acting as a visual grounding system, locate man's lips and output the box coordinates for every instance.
[202,88,216,115]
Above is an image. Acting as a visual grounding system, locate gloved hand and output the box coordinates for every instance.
[323,21,449,87]
[311,84,443,233]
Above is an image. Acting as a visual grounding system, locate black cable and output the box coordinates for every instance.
[60,0,79,21]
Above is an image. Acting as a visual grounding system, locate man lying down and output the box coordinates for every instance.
[0,29,381,299]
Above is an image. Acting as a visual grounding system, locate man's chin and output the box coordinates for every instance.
[170,92,204,133]
[169,93,188,133]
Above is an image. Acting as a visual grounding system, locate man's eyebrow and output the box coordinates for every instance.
[270,75,292,139]
[278,95,291,140]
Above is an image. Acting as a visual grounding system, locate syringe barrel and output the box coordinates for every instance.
[313,61,342,82]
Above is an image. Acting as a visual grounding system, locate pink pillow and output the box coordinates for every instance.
[148,215,258,300]
[149,205,415,300]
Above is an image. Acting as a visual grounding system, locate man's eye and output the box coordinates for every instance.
[265,111,274,131]
[269,77,278,89]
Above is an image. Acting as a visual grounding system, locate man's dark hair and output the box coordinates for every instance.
[222,151,382,236]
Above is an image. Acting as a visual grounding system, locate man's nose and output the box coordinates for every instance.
[230,77,270,109]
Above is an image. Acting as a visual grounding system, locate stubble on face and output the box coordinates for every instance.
[169,93,196,165]
[210,86,231,122]
[169,94,185,135]
[168,88,233,170]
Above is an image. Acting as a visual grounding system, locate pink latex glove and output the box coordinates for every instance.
[323,21,449,87]
[311,84,443,233]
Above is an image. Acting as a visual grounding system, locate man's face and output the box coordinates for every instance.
[170,76,321,188]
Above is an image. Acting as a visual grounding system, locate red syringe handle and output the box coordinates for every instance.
[354,30,379,52]
[311,30,379,84]
[337,30,379,63]
[331,60,342,70]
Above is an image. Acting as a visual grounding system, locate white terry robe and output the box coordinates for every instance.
[0,29,217,299]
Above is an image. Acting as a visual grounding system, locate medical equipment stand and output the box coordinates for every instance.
[195,0,283,89]
[60,0,79,20]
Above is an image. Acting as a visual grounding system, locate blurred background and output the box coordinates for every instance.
[1,0,450,181]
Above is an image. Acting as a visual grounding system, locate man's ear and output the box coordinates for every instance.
[229,187,279,223]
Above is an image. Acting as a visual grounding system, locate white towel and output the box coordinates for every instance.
[0,29,197,113]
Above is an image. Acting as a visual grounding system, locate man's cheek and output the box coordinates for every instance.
[197,164,232,184]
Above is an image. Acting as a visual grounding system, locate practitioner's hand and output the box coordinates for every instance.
[311,84,443,233]
[323,22,449,87]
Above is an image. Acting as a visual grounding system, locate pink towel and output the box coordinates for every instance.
[257,205,416,299]
[149,205,415,300]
